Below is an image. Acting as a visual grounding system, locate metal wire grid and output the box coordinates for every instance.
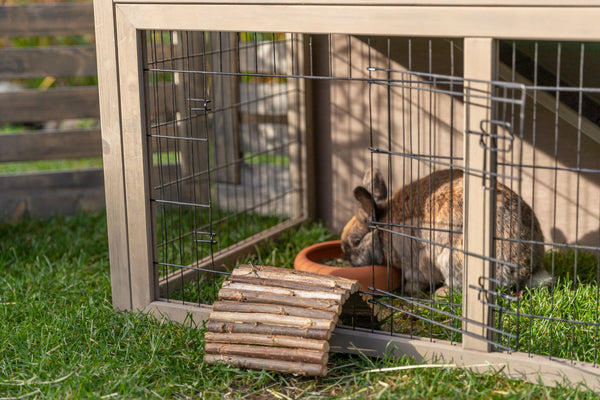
[364,65,529,348]
[141,31,600,364]
[363,40,600,363]
[496,41,600,363]
[144,31,296,304]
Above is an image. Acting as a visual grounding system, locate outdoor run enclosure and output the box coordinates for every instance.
[94,0,600,389]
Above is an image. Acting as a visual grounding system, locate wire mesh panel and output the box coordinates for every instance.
[140,30,600,366]
[495,40,600,363]
[360,64,534,347]
[144,31,303,305]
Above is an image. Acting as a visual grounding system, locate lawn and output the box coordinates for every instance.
[0,211,597,399]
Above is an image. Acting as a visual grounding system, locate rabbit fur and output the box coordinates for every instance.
[341,168,549,293]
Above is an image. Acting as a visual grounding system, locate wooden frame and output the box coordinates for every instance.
[94,0,600,389]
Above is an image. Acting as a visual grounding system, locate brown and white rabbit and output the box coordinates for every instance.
[341,168,550,293]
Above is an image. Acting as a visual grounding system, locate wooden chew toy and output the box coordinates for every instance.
[204,264,360,376]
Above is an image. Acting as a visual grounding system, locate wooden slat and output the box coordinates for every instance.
[204,332,329,352]
[0,169,104,193]
[117,3,600,41]
[206,320,331,341]
[116,6,155,310]
[0,86,99,123]
[0,83,173,124]
[0,128,101,163]
[203,353,326,376]
[209,32,241,184]
[238,40,287,75]
[239,82,288,116]
[0,3,95,38]
[92,0,131,311]
[0,169,105,222]
[0,46,97,79]
[0,167,104,221]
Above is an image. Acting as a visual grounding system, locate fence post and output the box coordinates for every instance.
[462,37,496,352]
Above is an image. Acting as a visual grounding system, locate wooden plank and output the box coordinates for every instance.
[286,33,310,221]
[209,32,241,184]
[92,0,132,311]
[239,82,288,116]
[206,321,331,341]
[0,169,105,222]
[0,86,99,123]
[0,186,105,222]
[116,4,600,41]
[0,129,101,163]
[204,343,327,365]
[0,83,172,124]
[114,0,600,6]
[205,332,329,352]
[116,6,155,310]
[204,353,326,376]
[238,40,287,75]
[212,301,336,322]
[0,3,95,38]
[208,310,334,330]
[330,326,600,391]
[0,169,104,193]
[497,63,600,145]
[462,38,495,353]
[0,46,97,79]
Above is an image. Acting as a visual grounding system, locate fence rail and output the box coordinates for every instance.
[0,2,103,222]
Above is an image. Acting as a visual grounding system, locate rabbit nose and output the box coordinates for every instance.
[341,242,351,256]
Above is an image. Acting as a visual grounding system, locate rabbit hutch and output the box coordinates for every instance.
[94,0,600,388]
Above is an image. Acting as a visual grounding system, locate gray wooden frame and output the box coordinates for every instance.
[94,0,600,389]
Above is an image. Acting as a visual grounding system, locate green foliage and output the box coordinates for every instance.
[239,32,286,42]
[244,152,290,166]
[498,278,600,363]
[0,124,26,134]
[545,247,599,285]
[0,157,103,175]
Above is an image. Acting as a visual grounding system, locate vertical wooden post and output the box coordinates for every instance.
[116,6,155,310]
[209,32,241,184]
[93,0,132,310]
[462,38,495,352]
[286,33,308,220]
[174,31,210,205]
[309,35,332,225]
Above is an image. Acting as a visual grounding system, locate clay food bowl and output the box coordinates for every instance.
[293,240,402,292]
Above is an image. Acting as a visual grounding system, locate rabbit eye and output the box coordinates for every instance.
[353,239,361,247]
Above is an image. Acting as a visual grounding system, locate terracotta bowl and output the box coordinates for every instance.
[293,240,402,292]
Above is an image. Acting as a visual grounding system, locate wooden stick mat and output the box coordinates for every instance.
[204,264,360,376]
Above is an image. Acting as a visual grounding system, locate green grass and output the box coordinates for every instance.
[0,158,103,175]
[1,212,598,398]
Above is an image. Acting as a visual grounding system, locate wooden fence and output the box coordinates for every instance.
[0,2,104,222]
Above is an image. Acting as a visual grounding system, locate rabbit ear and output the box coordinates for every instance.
[354,186,377,221]
[362,168,387,204]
